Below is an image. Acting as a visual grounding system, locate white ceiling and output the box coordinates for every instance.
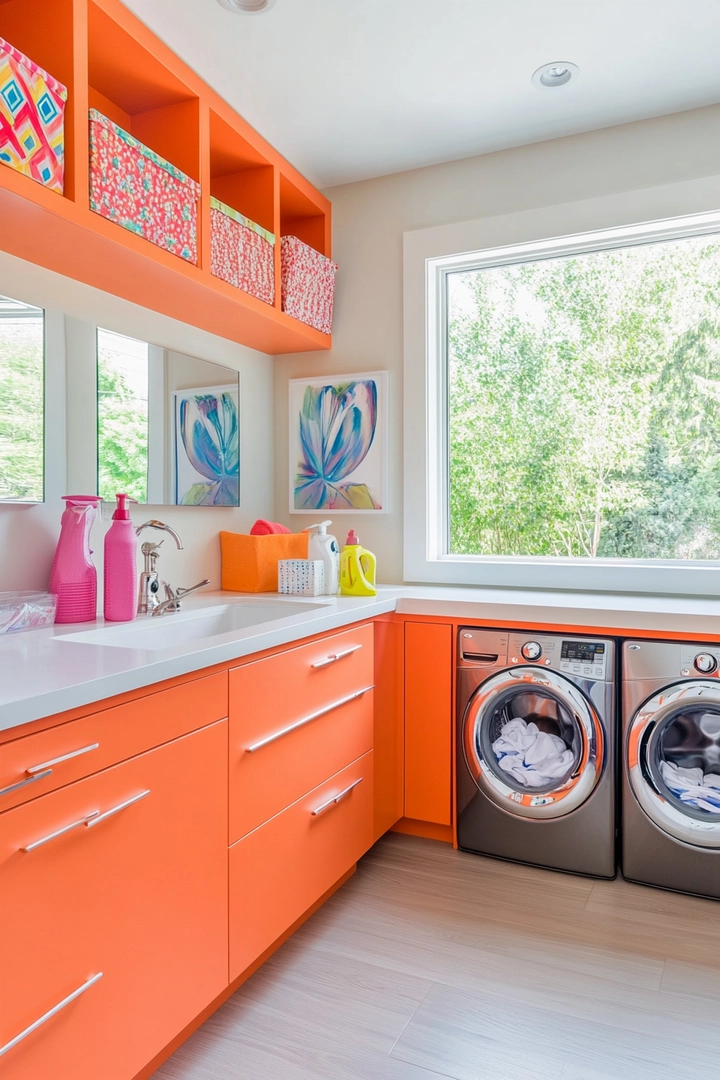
[124,0,720,188]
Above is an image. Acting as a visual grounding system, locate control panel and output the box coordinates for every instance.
[458,630,613,681]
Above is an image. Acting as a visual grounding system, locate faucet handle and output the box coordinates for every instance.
[162,581,177,602]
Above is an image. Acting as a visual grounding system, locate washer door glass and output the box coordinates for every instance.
[628,681,720,848]
[462,667,604,819]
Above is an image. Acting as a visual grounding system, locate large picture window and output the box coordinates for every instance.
[447,233,720,561]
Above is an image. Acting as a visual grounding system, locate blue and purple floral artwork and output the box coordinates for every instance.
[174,384,239,506]
[289,371,387,513]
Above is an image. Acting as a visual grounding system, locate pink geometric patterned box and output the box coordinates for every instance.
[210,196,275,305]
[280,236,338,335]
[0,37,67,193]
[89,109,201,264]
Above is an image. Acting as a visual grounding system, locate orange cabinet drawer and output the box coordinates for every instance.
[229,749,373,981]
[229,624,373,842]
[0,672,228,813]
[0,720,228,1080]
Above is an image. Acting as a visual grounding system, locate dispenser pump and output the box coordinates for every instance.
[305,520,332,536]
[113,493,131,520]
[303,520,339,596]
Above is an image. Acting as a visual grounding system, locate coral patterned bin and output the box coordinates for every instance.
[210,196,275,305]
[0,37,67,192]
[280,236,338,335]
[89,109,201,264]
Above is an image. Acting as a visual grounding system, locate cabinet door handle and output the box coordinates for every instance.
[21,790,150,852]
[26,742,100,775]
[0,769,53,799]
[311,777,363,817]
[22,810,100,852]
[245,686,374,752]
[85,789,150,828]
[311,644,363,669]
[0,973,103,1059]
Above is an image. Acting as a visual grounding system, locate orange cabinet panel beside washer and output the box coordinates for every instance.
[404,622,453,826]
[0,720,228,1080]
[228,624,374,841]
[229,750,373,981]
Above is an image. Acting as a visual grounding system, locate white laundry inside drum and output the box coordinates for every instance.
[660,762,720,814]
[492,718,575,789]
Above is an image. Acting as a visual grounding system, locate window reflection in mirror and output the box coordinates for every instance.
[96,329,239,506]
[97,329,149,502]
[0,294,44,503]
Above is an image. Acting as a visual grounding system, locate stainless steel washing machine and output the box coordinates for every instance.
[622,639,720,898]
[457,629,616,877]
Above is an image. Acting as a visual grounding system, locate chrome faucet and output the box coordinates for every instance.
[152,579,211,617]
[135,520,184,614]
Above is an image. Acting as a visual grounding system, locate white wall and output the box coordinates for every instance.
[0,251,274,598]
[273,103,720,583]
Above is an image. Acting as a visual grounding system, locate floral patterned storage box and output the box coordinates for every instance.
[0,37,67,192]
[89,109,201,264]
[280,236,338,335]
[210,196,275,304]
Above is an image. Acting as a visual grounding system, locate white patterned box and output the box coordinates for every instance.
[278,559,325,596]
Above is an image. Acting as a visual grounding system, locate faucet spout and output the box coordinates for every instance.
[135,520,184,549]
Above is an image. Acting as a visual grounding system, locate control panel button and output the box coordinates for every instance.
[694,653,718,675]
[521,641,542,661]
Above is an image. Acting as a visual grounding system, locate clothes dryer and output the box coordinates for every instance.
[457,629,616,878]
[622,639,720,898]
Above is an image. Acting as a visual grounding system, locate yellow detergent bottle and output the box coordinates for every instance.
[339,530,377,596]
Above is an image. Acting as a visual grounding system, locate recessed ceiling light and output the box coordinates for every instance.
[216,0,277,12]
[532,62,579,89]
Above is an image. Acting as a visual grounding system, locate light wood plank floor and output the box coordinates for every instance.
[154,834,720,1080]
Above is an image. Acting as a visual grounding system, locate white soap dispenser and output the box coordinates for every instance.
[304,521,340,595]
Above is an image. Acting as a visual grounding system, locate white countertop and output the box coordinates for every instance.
[2,584,720,735]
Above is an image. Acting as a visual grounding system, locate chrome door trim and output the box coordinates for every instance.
[627,680,720,848]
[462,667,603,820]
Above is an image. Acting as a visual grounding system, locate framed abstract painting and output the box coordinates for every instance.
[289,371,388,514]
[172,384,239,506]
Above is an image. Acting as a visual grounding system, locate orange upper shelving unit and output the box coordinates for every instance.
[0,0,332,354]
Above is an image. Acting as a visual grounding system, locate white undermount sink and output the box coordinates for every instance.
[59,599,329,651]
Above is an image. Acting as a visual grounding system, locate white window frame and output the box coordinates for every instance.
[403,182,720,596]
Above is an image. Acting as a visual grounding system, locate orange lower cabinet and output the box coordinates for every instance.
[229,750,373,981]
[373,617,404,839]
[0,721,229,1080]
[404,622,453,825]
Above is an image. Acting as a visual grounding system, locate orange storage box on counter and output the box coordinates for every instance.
[220,531,308,592]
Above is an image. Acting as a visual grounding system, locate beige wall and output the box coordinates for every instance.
[273,103,720,583]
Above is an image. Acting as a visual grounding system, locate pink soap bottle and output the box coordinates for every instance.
[104,494,138,622]
[49,495,103,623]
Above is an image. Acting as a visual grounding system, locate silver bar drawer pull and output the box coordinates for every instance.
[311,644,362,669]
[0,743,101,800]
[311,777,363,817]
[86,789,150,828]
[21,791,150,852]
[0,973,103,1059]
[245,686,374,753]
[22,811,100,853]
[0,769,53,800]
[26,742,100,775]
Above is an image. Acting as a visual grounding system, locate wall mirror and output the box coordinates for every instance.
[0,294,45,503]
[97,329,239,506]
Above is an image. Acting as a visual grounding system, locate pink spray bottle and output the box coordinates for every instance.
[104,494,138,622]
[49,495,103,623]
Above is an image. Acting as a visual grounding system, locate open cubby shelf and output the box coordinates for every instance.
[0,0,332,353]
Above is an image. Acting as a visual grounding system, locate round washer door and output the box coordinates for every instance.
[627,681,720,848]
[462,667,604,820]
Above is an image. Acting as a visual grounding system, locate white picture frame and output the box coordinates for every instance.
[288,370,388,514]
